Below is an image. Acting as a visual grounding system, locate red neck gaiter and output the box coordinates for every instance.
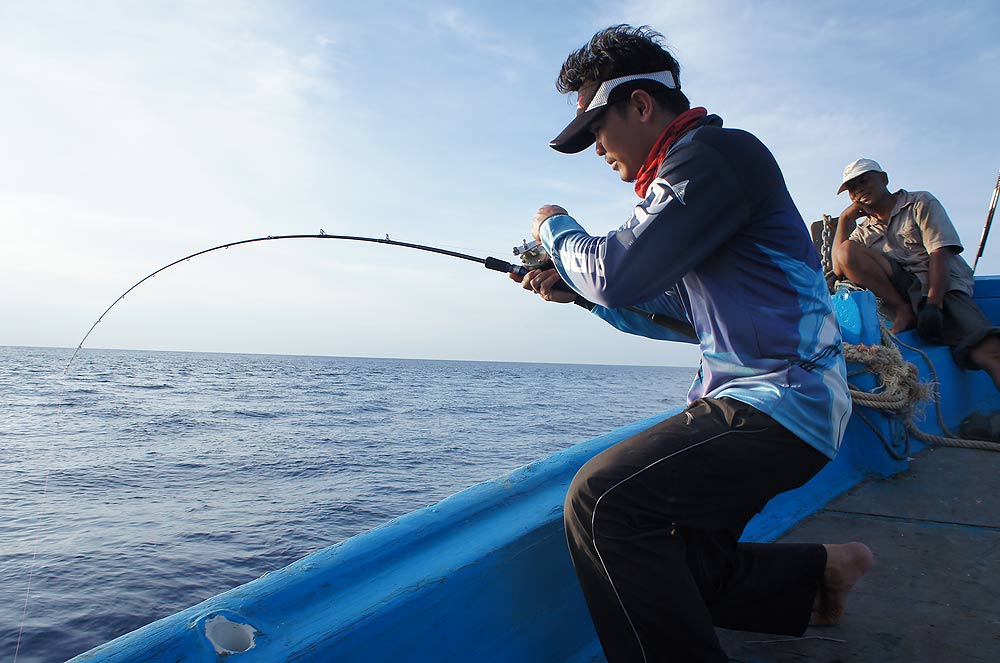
[633,107,708,198]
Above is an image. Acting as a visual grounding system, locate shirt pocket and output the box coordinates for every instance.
[897,223,926,255]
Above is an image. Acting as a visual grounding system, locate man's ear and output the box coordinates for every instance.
[629,89,656,121]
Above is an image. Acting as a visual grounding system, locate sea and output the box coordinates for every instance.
[0,345,693,663]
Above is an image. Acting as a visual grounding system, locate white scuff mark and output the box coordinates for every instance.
[205,614,257,655]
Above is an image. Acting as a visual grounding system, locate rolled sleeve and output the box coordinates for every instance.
[913,194,963,254]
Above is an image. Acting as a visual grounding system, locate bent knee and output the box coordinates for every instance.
[565,462,600,516]
[564,456,634,534]
[832,240,864,276]
[970,336,1000,366]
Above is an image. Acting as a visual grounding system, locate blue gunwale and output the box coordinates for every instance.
[70,282,1000,663]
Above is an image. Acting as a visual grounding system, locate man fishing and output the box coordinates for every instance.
[514,25,872,662]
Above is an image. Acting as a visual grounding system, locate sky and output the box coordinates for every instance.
[2,0,999,367]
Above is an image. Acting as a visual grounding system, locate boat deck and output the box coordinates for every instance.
[718,444,1000,662]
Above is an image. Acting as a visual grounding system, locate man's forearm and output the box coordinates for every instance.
[830,209,861,273]
[926,248,953,306]
[832,217,856,247]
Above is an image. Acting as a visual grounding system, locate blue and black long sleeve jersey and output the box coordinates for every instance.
[540,115,850,458]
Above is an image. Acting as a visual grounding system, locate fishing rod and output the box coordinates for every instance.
[64,232,697,373]
[972,171,1000,273]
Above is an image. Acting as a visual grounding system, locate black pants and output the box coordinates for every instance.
[564,397,829,663]
[888,258,1000,369]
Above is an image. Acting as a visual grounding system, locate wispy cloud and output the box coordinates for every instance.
[0,2,348,235]
[3,1,997,365]
[431,4,540,68]
[603,0,1000,232]
[0,2,368,346]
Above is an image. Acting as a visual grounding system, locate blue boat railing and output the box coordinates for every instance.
[70,281,1000,663]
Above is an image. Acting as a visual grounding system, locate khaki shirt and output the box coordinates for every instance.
[849,189,974,297]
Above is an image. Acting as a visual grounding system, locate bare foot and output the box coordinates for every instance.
[810,542,874,626]
[890,307,916,334]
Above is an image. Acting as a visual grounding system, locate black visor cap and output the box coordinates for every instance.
[549,80,667,154]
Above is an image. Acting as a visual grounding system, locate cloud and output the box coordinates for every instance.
[0,2,389,350]
[597,1,1000,242]
[430,4,541,67]
[0,1,353,232]
[7,1,996,365]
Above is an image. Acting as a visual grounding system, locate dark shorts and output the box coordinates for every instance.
[563,397,829,660]
[889,259,1000,369]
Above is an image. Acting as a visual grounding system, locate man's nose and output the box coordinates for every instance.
[595,139,605,156]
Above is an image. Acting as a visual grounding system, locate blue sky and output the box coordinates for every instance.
[2,0,998,366]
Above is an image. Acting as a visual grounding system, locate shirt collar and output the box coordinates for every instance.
[863,189,913,227]
[889,189,914,218]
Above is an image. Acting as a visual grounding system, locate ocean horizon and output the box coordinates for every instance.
[43,342,699,370]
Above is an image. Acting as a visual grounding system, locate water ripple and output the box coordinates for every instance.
[0,345,689,663]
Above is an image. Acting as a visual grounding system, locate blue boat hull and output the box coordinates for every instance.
[70,281,1000,662]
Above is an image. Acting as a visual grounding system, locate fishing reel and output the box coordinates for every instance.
[511,238,583,302]
[513,239,553,271]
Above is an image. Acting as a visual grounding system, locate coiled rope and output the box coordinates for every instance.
[836,286,1000,453]
[818,222,1000,452]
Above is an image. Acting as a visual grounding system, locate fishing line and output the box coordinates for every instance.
[64,232,696,373]
[12,469,50,663]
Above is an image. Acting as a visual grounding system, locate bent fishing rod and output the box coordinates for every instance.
[64,232,696,373]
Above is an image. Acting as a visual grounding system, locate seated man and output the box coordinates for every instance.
[831,158,1000,389]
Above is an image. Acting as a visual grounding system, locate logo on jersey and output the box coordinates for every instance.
[628,178,689,238]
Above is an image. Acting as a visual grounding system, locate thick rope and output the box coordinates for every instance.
[843,322,1000,452]
[815,222,1000,452]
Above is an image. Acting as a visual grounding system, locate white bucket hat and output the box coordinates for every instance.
[837,158,884,194]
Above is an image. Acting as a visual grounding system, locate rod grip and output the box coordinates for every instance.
[486,256,577,294]
[484,256,523,274]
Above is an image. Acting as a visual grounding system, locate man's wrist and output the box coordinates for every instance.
[538,213,585,254]
[835,212,860,239]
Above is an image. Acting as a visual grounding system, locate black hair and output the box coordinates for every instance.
[557,25,690,115]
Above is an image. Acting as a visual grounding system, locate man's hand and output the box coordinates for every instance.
[839,201,871,224]
[831,201,873,277]
[917,300,944,342]
[514,205,575,303]
[508,267,576,303]
[532,205,569,243]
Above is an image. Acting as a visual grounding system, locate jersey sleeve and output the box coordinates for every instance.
[539,138,752,308]
[587,288,698,343]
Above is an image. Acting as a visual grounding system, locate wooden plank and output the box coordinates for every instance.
[718,447,1000,663]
